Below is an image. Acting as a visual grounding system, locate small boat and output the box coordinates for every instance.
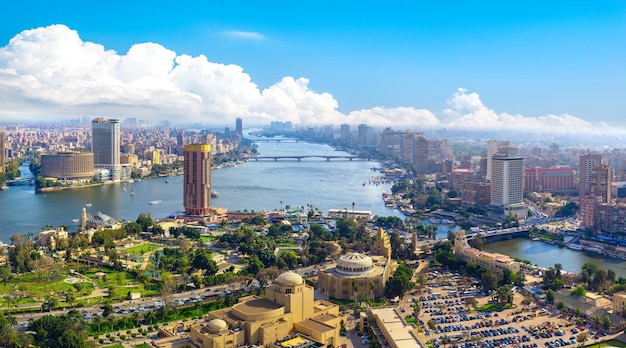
[567,244,584,251]
[123,187,127,192]
[71,219,79,223]
[165,180,169,183]
[531,237,540,241]
[130,189,135,196]
[85,203,92,207]
[149,200,162,205]
[211,190,219,198]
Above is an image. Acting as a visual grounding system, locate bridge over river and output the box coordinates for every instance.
[252,155,371,161]
[466,226,531,243]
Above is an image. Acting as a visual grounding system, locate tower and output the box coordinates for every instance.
[579,153,602,197]
[489,146,526,219]
[235,118,243,136]
[184,144,212,216]
[590,163,612,203]
[80,207,88,231]
[486,140,510,181]
[92,118,121,181]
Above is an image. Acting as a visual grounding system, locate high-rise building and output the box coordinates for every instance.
[184,144,212,216]
[92,118,121,181]
[0,132,5,173]
[489,146,526,219]
[235,118,243,135]
[579,153,603,197]
[486,140,510,181]
[590,163,612,203]
[340,124,351,145]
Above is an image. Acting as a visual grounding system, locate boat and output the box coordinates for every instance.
[211,190,219,198]
[165,180,169,183]
[71,219,79,223]
[567,244,584,251]
[123,187,127,192]
[430,217,442,224]
[6,178,34,186]
[149,200,162,205]
[531,237,540,241]
[130,189,135,196]
[85,203,92,207]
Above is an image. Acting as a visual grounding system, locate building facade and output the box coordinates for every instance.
[92,118,121,181]
[579,153,602,197]
[0,131,5,173]
[317,229,396,300]
[184,144,212,216]
[235,118,242,135]
[152,272,343,348]
[40,151,95,182]
[489,146,526,219]
[454,229,520,273]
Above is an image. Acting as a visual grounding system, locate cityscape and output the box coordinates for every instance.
[2,2,626,348]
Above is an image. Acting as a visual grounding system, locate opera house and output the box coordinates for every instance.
[317,228,396,300]
[151,272,344,348]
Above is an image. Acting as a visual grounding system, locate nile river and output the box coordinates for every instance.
[0,140,403,240]
[1,139,625,277]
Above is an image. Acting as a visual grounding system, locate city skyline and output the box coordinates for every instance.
[1,2,625,132]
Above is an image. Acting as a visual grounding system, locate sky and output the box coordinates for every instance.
[0,1,625,132]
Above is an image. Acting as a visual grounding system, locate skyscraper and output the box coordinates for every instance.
[590,163,612,203]
[340,124,351,145]
[579,153,602,197]
[235,118,243,135]
[92,118,121,181]
[184,144,212,216]
[489,146,526,219]
[486,140,510,181]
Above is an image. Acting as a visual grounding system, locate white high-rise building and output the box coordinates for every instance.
[486,140,510,181]
[489,146,526,220]
[92,118,121,181]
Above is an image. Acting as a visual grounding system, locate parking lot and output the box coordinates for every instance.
[413,271,602,348]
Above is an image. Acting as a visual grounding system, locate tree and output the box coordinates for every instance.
[602,315,611,330]
[65,288,76,307]
[101,304,114,318]
[41,295,58,312]
[546,289,555,305]
[571,285,586,297]
[556,300,565,310]
[495,285,514,306]
[136,213,154,231]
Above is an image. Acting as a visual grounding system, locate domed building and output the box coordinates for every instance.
[318,228,397,300]
[152,271,344,348]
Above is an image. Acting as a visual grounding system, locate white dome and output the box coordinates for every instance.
[335,253,375,275]
[276,271,303,286]
[207,319,228,331]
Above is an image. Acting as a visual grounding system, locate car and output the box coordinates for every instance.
[362,339,370,345]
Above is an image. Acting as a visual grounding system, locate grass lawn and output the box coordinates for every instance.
[199,236,215,243]
[585,340,626,348]
[0,271,95,299]
[476,303,515,311]
[123,243,161,255]
[82,268,159,300]
[405,316,416,324]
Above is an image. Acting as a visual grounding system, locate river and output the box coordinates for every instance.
[484,239,626,278]
[0,140,403,241]
[2,139,625,277]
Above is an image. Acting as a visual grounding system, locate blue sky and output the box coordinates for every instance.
[1,1,625,131]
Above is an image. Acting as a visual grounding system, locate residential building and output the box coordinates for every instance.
[579,153,602,197]
[590,164,612,203]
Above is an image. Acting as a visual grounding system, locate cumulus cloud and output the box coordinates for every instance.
[224,30,266,40]
[0,25,617,133]
[440,88,606,133]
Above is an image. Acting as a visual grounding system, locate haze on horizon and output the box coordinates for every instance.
[0,2,624,133]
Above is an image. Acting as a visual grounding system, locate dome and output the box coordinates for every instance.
[276,271,303,286]
[207,319,228,331]
[335,252,374,275]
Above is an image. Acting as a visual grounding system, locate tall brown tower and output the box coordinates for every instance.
[184,144,212,216]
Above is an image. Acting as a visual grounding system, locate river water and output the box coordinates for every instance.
[0,140,403,240]
[2,139,624,277]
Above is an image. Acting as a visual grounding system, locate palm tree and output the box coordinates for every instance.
[144,310,156,325]
[133,311,141,327]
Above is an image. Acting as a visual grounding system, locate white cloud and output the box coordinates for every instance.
[225,30,266,40]
[0,25,619,133]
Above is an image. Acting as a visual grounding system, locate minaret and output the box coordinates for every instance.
[412,230,418,253]
[80,207,87,231]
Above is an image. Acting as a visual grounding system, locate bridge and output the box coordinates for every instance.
[466,226,531,243]
[253,155,370,162]
[248,138,299,143]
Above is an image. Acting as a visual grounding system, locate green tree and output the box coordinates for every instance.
[602,315,611,330]
[546,289,555,305]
